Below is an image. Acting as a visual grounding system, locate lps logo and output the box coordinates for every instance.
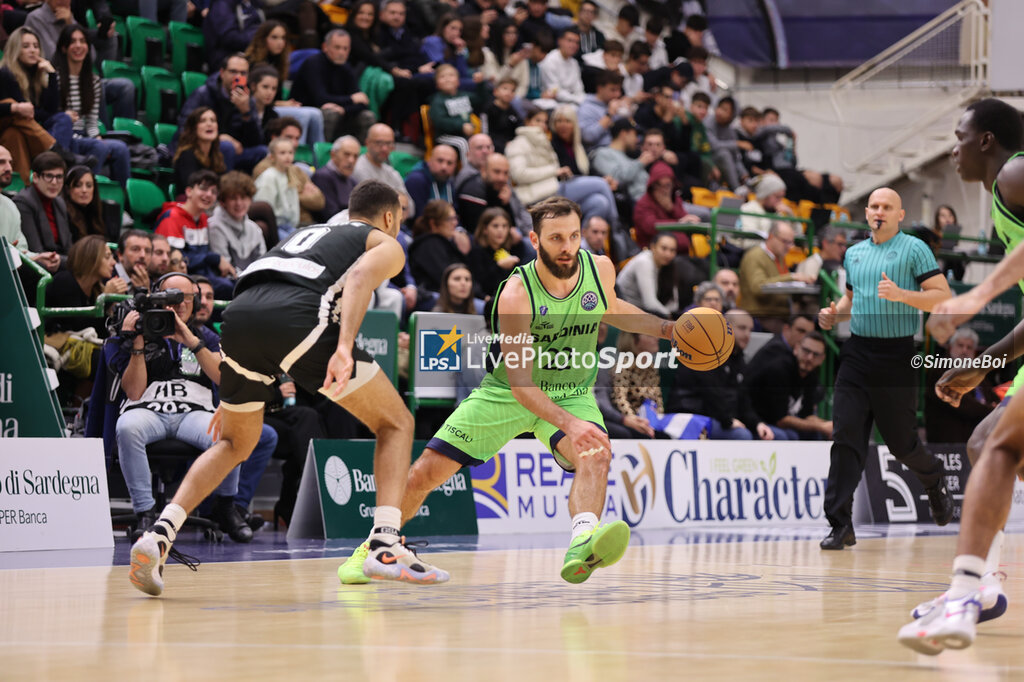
[419,326,463,372]
[323,456,352,506]
[619,443,657,526]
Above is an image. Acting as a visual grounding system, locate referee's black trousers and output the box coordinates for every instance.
[824,335,942,528]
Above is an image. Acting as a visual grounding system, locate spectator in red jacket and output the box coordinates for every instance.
[155,169,237,298]
[633,159,700,251]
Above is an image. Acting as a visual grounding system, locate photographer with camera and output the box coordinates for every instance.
[112,272,273,542]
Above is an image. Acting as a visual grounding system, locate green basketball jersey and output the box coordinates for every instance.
[481,249,607,400]
[992,151,1024,295]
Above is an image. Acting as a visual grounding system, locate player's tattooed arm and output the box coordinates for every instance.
[592,254,673,339]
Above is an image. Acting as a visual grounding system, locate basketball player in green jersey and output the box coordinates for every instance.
[899,98,1024,653]
[340,196,678,585]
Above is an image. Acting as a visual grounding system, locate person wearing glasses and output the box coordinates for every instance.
[744,330,830,442]
[817,187,954,550]
[14,150,72,269]
[738,220,816,333]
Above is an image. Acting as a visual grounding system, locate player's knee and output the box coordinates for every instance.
[985,426,1024,466]
[579,448,612,473]
[384,407,414,436]
[803,170,823,188]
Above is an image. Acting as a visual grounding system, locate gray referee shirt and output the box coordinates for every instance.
[844,231,940,338]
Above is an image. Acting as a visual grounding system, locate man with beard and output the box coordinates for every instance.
[114,229,153,293]
[404,144,457,221]
[149,234,172,281]
[338,197,677,585]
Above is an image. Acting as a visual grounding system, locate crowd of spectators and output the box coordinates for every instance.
[9,0,986,536]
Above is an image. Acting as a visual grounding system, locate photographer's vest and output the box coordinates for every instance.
[119,339,216,415]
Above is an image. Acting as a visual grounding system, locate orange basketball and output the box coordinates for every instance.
[672,307,735,370]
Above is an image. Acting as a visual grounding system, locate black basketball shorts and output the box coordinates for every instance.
[217,282,378,412]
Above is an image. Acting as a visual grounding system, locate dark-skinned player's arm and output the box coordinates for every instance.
[935,318,1024,407]
[323,230,406,398]
[500,276,611,457]
[592,255,674,340]
[928,159,1024,343]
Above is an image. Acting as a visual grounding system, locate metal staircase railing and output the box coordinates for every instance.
[830,0,990,204]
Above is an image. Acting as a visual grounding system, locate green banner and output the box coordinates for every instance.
[355,310,399,387]
[0,240,65,437]
[950,282,1021,347]
[290,439,477,539]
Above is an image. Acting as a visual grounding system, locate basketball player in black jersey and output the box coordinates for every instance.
[129,180,449,596]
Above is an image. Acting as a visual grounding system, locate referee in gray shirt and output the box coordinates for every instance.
[818,187,955,549]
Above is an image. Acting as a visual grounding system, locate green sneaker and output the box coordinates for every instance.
[560,520,631,584]
[338,540,371,585]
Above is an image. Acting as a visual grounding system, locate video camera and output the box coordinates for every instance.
[108,288,185,341]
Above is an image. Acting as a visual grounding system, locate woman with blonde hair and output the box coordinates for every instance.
[245,19,325,144]
[0,27,70,182]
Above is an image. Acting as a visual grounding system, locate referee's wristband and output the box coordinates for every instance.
[188,338,207,354]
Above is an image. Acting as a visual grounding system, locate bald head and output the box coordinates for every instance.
[428,144,458,182]
[467,134,495,170]
[365,123,395,165]
[866,187,905,243]
[725,308,753,350]
[483,153,510,189]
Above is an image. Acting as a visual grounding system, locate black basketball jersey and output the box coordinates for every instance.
[234,221,376,298]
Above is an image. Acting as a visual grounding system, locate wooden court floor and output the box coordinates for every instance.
[2,528,1023,681]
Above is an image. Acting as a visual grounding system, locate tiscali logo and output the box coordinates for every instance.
[620,443,657,526]
[323,456,352,506]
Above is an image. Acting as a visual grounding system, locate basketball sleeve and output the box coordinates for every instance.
[911,239,941,284]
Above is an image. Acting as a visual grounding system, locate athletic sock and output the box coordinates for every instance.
[153,503,186,543]
[571,512,598,541]
[984,530,1005,575]
[948,554,986,600]
[371,505,402,539]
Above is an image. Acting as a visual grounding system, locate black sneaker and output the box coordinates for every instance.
[236,504,265,532]
[926,481,954,526]
[211,496,254,543]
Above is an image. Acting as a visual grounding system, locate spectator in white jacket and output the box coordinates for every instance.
[253,138,301,241]
[538,27,585,106]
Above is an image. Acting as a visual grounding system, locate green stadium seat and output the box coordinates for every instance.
[314,141,332,168]
[181,70,207,99]
[140,65,181,125]
[126,16,165,68]
[101,61,141,107]
[111,116,154,146]
[168,21,205,74]
[295,144,315,167]
[153,122,177,147]
[95,175,125,216]
[126,178,169,231]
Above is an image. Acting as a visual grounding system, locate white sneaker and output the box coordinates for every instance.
[898,592,982,655]
[128,529,199,596]
[911,571,1008,623]
[362,535,450,584]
